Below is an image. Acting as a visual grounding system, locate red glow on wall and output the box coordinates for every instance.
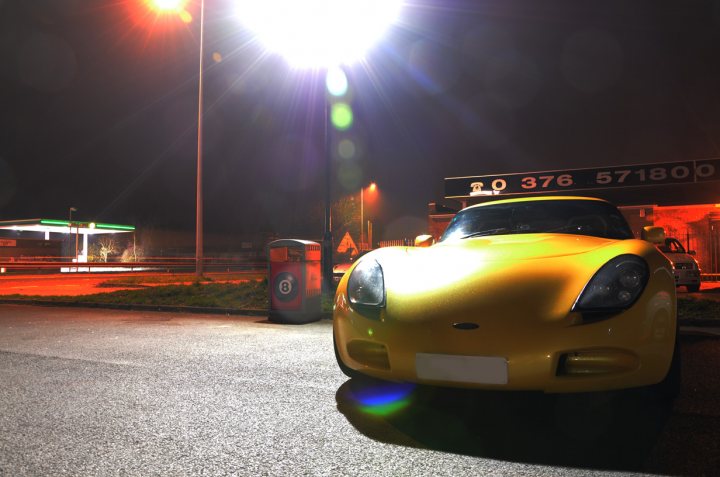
[616,204,720,273]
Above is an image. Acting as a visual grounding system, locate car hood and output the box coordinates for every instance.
[662,252,696,266]
[355,234,656,324]
[438,233,615,260]
[373,233,617,269]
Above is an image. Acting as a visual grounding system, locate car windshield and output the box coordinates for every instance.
[658,238,686,253]
[440,199,634,242]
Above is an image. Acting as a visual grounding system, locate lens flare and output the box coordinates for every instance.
[351,381,415,416]
[331,103,353,130]
[179,10,193,23]
[326,66,349,96]
[338,139,356,159]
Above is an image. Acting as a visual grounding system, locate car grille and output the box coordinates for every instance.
[674,263,695,270]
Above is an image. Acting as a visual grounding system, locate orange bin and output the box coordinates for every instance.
[267,239,322,323]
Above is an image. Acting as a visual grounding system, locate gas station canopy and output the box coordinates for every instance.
[0,219,135,236]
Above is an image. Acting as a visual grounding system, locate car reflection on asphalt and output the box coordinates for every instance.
[336,377,671,472]
[335,333,720,476]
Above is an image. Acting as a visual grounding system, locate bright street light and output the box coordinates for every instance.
[235,0,403,69]
[145,0,189,13]
[236,0,402,289]
[144,0,193,22]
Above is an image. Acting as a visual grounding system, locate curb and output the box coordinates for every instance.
[0,298,334,320]
[0,298,268,316]
[678,319,720,327]
[679,326,720,338]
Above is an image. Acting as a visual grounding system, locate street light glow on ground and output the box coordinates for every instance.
[235,0,403,68]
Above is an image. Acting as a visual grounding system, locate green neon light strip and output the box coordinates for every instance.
[40,219,134,231]
[40,219,70,226]
[94,223,135,231]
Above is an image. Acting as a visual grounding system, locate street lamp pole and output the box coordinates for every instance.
[322,94,333,291]
[360,186,364,250]
[68,207,78,271]
[145,0,205,276]
[195,0,205,277]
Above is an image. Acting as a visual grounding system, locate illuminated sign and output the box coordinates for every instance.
[445,158,720,199]
[0,239,17,247]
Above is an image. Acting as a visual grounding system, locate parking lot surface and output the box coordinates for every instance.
[0,304,718,476]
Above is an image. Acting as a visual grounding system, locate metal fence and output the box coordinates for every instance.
[711,222,720,276]
[378,239,414,248]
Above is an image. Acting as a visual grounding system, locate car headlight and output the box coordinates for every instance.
[347,258,385,307]
[572,255,649,313]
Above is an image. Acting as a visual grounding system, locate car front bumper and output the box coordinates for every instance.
[333,290,676,393]
[674,269,700,287]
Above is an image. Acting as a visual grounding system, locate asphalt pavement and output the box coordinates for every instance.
[1,304,719,476]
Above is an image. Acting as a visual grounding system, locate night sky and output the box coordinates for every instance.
[2,0,720,243]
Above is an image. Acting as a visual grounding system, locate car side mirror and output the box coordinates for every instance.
[414,234,435,248]
[641,226,665,244]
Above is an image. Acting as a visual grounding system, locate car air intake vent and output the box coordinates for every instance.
[347,340,390,370]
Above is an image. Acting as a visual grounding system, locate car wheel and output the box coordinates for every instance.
[652,329,681,402]
[333,331,366,380]
[687,284,700,293]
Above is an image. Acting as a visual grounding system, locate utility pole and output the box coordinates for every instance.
[69,207,77,272]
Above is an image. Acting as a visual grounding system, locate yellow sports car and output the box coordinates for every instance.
[333,196,679,396]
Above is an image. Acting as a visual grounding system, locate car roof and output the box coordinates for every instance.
[462,196,609,211]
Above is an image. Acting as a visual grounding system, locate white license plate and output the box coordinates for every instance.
[415,353,508,385]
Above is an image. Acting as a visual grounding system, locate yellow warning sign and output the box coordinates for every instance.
[336,231,358,256]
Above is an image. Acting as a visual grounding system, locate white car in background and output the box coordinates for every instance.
[657,237,701,292]
[333,251,369,286]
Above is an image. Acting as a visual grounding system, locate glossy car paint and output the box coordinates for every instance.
[333,197,677,393]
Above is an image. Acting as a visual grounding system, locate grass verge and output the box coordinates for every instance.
[98,273,264,287]
[2,278,337,314]
[2,279,717,321]
[4,281,270,310]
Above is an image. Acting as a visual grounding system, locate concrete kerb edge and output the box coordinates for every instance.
[678,319,720,327]
[0,298,269,317]
[0,298,335,320]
